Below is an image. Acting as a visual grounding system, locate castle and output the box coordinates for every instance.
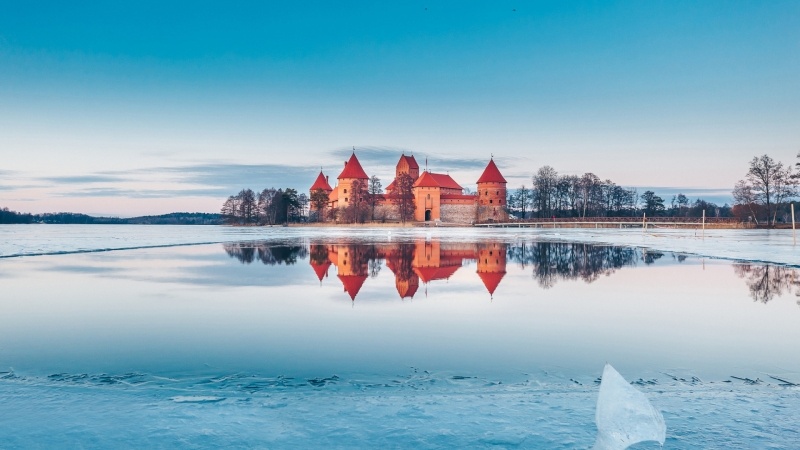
[309,152,508,223]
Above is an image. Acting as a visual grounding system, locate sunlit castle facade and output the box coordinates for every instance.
[310,152,508,223]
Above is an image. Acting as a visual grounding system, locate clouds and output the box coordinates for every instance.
[42,175,132,184]
[329,145,507,172]
[32,162,318,200]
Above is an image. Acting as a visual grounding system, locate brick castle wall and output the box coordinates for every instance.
[440,203,477,224]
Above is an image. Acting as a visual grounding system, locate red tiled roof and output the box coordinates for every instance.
[477,271,506,295]
[338,274,368,300]
[413,171,440,188]
[338,153,369,180]
[310,171,333,191]
[476,159,507,184]
[329,188,339,201]
[413,171,462,189]
[400,154,419,169]
[429,173,462,190]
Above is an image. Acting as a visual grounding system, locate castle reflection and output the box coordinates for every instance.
[308,240,507,300]
[222,239,800,302]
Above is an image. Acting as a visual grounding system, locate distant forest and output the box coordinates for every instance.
[0,209,222,225]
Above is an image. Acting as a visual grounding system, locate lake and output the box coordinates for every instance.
[1,226,799,448]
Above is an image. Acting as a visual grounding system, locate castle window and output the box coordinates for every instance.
[427,194,430,199]
[496,191,499,195]
[344,189,347,193]
[485,191,488,196]
[345,198,348,202]
[490,199,493,204]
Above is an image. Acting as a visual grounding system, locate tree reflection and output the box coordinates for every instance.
[507,242,639,288]
[733,264,800,303]
[223,242,307,265]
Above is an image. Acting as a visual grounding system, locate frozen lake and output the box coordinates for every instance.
[1,226,799,448]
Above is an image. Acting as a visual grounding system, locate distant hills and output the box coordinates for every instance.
[0,209,223,225]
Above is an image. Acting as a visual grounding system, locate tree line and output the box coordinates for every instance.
[504,167,733,219]
[0,207,222,225]
[221,188,308,225]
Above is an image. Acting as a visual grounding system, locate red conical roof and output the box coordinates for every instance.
[310,260,331,281]
[338,153,369,180]
[310,171,333,191]
[477,271,506,295]
[338,274,368,300]
[476,159,507,184]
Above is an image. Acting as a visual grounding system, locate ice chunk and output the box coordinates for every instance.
[170,396,226,403]
[594,364,666,450]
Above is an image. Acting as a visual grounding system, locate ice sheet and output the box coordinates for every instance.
[1,369,798,449]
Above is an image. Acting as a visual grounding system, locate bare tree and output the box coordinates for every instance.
[309,189,330,222]
[367,175,383,221]
[389,173,415,223]
[737,155,799,225]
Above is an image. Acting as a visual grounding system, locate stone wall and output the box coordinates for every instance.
[441,203,477,224]
[476,205,509,222]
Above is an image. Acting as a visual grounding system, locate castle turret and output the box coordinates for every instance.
[336,152,370,208]
[396,154,420,181]
[309,171,334,219]
[476,158,508,222]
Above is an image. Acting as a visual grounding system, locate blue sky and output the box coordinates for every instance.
[1,1,798,215]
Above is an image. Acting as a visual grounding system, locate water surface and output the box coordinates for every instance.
[1,232,799,448]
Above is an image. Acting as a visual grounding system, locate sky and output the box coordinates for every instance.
[0,0,798,216]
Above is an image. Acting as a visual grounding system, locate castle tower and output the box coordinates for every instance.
[309,171,333,220]
[412,171,442,222]
[476,158,508,222]
[476,242,507,298]
[396,154,420,181]
[336,152,370,208]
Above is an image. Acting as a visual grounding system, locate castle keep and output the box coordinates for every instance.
[310,153,508,223]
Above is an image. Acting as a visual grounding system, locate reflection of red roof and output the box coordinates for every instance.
[338,274,368,300]
[400,154,419,169]
[414,265,461,283]
[310,171,333,191]
[396,278,419,299]
[477,271,506,295]
[476,159,507,184]
[310,260,331,281]
[338,153,369,180]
